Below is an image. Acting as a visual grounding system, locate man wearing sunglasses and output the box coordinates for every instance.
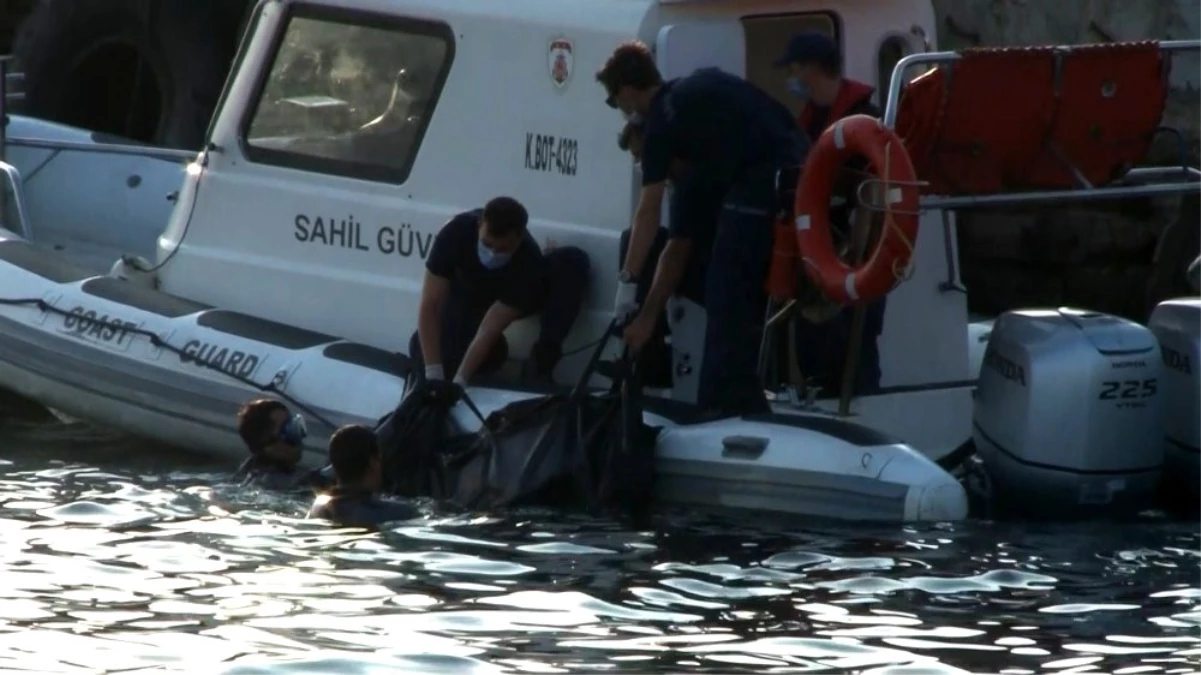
[597,41,807,416]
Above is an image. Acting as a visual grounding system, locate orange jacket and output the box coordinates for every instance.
[797,79,878,139]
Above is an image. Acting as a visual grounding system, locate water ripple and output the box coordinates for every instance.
[0,416,1196,674]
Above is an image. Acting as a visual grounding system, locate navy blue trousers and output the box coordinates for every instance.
[696,179,777,415]
[408,246,591,380]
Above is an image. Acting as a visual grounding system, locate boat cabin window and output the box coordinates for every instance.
[876,34,912,109]
[241,6,454,184]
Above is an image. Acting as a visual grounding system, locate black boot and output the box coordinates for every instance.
[522,340,562,387]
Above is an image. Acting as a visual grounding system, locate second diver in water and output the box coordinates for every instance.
[307,424,421,528]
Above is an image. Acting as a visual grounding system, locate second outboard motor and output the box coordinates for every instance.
[971,308,1164,518]
[1148,298,1200,512]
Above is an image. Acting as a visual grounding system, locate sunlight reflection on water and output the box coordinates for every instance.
[0,418,1197,674]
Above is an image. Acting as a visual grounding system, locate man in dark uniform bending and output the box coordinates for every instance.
[598,41,808,415]
[410,196,590,387]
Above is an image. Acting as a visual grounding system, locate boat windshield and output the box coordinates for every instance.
[243,8,453,184]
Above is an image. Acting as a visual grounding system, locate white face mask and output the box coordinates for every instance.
[786,77,810,99]
[623,110,644,125]
[476,239,512,270]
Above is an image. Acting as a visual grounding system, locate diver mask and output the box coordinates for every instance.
[279,413,308,446]
[477,240,512,270]
[786,77,810,100]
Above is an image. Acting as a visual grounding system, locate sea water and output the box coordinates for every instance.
[0,401,1197,675]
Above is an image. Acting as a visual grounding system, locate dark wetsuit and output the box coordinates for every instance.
[408,210,591,381]
[239,460,334,493]
[307,487,420,528]
[640,67,808,414]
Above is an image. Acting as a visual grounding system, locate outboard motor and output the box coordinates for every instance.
[1147,299,1200,511]
[971,308,1165,519]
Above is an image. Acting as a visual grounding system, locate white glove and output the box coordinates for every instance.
[424,364,444,381]
[613,279,639,323]
[1181,252,1201,291]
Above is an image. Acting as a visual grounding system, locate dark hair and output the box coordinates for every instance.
[618,122,643,152]
[328,424,379,483]
[236,398,286,453]
[596,41,661,100]
[481,196,529,237]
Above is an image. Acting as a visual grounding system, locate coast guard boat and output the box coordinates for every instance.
[0,0,1195,522]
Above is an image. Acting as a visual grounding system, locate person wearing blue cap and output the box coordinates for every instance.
[774,31,880,140]
[596,41,808,416]
[775,31,887,396]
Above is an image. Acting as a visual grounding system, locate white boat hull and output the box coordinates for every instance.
[0,236,967,523]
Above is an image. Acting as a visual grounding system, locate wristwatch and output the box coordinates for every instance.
[619,269,636,284]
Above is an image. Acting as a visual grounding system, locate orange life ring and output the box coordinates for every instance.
[793,114,921,305]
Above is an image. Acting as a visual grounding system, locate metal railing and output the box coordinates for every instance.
[0,159,31,239]
[780,38,1201,417]
[0,55,202,238]
[879,39,1201,210]
[0,55,199,165]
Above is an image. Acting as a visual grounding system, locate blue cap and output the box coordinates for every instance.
[773,31,841,69]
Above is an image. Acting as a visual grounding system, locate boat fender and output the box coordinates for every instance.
[0,289,338,438]
[108,254,158,289]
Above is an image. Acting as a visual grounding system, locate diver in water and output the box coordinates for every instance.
[307,424,420,528]
[235,398,332,492]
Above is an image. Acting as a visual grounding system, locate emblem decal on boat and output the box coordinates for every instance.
[548,38,573,90]
[58,306,139,351]
[179,339,262,379]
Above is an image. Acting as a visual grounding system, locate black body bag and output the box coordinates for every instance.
[373,379,464,499]
[373,324,659,518]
